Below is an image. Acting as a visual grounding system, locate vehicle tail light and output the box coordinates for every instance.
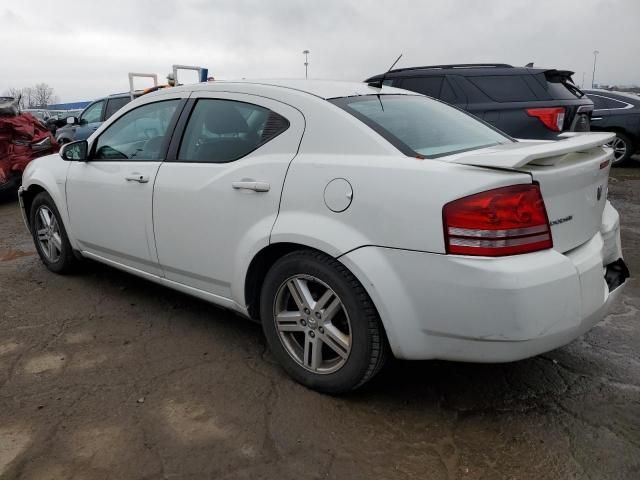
[443,184,553,256]
[526,107,565,132]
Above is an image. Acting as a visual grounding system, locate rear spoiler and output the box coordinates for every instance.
[446,132,616,169]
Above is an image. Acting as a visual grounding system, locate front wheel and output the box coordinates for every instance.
[30,192,78,273]
[260,250,388,394]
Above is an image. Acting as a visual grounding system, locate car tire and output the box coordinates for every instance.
[260,250,388,394]
[609,132,634,166]
[29,192,78,274]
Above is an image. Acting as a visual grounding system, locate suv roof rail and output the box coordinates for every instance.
[389,63,514,73]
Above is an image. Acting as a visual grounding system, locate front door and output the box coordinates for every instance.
[66,96,184,275]
[153,92,304,301]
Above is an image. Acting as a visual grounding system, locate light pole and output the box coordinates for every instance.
[591,50,599,88]
[303,50,310,79]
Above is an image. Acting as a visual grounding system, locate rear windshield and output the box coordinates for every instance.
[331,94,511,158]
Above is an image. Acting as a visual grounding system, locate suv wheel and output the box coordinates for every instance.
[260,250,387,394]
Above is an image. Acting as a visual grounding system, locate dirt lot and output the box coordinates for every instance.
[1,168,639,480]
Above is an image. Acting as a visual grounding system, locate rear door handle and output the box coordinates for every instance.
[125,173,149,183]
[232,181,270,192]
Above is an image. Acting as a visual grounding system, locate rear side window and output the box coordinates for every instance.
[178,99,289,163]
[588,94,630,110]
[104,97,131,120]
[331,94,510,158]
[398,76,444,98]
[468,75,537,102]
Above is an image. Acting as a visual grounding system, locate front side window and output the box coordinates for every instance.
[331,94,511,158]
[93,99,180,160]
[80,100,105,124]
[178,99,289,163]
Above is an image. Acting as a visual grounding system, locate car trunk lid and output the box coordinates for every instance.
[442,132,615,253]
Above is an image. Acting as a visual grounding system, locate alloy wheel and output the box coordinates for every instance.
[35,206,62,263]
[273,274,352,374]
[608,136,627,163]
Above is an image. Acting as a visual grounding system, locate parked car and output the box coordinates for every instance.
[365,64,593,140]
[0,99,58,197]
[55,93,132,144]
[18,80,628,393]
[584,89,640,165]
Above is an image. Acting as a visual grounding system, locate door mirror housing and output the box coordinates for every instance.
[60,140,88,161]
[66,116,78,125]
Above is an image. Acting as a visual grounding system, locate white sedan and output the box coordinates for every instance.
[19,80,629,393]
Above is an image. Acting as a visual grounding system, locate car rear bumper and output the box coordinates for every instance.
[340,203,628,361]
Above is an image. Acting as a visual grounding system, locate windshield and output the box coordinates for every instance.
[331,94,511,158]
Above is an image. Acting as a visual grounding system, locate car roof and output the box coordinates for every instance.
[367,64,565,80]
[148,79,413,100]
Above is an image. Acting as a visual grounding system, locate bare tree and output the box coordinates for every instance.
[3,87,26,109]
[3,84,58,110]
[32,83,55,108]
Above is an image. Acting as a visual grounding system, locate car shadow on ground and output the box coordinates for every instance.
[80,258,596,415]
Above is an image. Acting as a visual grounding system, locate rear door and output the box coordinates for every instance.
[153,92,304,299]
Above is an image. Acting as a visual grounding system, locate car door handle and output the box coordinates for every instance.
[591,117,603,121]
[232,181,270,192]
[125,173,149,183]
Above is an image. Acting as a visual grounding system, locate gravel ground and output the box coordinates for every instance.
[0,167,639,480]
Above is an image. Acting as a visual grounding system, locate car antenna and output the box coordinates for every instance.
[368,54,403,89]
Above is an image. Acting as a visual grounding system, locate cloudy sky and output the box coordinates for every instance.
[2,0,639,103]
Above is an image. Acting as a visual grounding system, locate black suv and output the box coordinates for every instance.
[365,64,593,140]
[584,89,640,166]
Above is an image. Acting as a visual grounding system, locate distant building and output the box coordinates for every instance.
[47,101,91,111]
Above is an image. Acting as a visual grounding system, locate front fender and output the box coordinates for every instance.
[21,155,77,249]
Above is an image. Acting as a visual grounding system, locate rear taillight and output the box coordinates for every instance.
[526,107,565,132]
[443,184,553,256]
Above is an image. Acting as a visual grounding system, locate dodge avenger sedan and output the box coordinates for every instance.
[18,80,629,393]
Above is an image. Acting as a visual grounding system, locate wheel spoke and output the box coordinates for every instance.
[48,239,56,259]
[321,325,349,358]
[39,208,51,227]
[322,297,342,323]
[275,311,304,332]
[287,278,314,311]
[51,233,63,252]
[303,334,323,371]
[314,289,334,312]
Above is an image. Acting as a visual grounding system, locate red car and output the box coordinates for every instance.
[0,97,59,198]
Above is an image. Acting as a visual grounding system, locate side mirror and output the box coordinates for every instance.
[66,116,77,125]
[60,140,88,162]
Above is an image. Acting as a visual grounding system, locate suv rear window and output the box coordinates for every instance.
[468,75,537,102]
[398,76,444,98]
[331,94,510,158]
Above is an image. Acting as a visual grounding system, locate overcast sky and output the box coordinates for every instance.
[2,0,639,103]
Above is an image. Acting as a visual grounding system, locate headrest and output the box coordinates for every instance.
[203,101,249,134]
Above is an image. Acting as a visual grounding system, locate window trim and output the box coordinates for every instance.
[88,98,186,162]
[167,97,290,164]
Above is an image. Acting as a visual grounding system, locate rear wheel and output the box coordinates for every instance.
[30,192,78,273]
[260,250,387,394]
[608,132,634,166]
